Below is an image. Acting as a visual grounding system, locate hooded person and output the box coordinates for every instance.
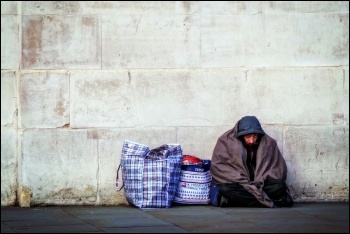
[210,116,293,208]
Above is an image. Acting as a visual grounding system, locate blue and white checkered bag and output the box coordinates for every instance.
[117,140,183,208]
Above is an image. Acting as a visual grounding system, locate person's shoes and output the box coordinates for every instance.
[284,194,294,207]
[219,195,229,207]
[273,194,294,207]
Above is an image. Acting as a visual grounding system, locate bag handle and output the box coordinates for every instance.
[116,163,124,191]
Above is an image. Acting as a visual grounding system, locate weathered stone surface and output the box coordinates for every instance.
[201,13,348,67]
[22,15,100,69]
[1,15,19,69]
[64,1,200,15]
[1,71,17,126]
[1,1,17,14]
[292,13,348,66]
[245,68,344,125]
[284,126,349,201]
[19,186,32,207]
[70,67,346,127]
[201,2,262,14]
[19,72,69,128]
[102,14,200,68]
[344,68,349,125]
[178,126,230,160]
[70,70,136,128]
[21,129,99,205]
[70,70,247,128]
[265,1,349,13]
[130,69,246,127]
[1,127,17,206]
[22,1,65,14]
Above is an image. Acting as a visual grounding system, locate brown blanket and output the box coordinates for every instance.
[210,122,287,207]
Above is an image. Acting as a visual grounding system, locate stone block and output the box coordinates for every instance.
[19,72,69,128]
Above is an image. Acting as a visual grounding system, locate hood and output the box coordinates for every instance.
[236,116,265,137]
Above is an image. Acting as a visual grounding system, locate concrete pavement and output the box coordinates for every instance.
[1,202,349,233]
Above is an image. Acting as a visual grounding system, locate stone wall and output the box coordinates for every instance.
[1,1,349,206]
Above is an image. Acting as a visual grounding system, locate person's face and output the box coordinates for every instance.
[243,133,259,146]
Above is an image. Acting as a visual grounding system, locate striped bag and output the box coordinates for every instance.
[116,140,183,208]
[174,155,212,204]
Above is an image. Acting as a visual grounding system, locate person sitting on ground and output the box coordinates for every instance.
[210,115,294,208]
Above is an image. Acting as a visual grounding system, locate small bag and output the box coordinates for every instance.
[209,181,220,206]
[116,140,183,208]
[174,155,212,204]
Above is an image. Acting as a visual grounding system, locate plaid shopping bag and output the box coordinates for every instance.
[116,140,183,208]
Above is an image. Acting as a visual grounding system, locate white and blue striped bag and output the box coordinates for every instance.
[116,140,183,208]
[174,158,212,204]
